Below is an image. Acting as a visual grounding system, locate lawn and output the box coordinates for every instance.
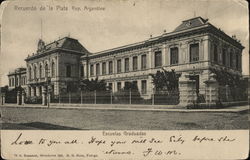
[0,107,249,130]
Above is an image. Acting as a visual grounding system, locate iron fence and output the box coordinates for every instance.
[50,90,180,105]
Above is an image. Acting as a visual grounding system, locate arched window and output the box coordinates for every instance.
[33,65,37,79]
[66,65,71,77]
[16,77,19,86]
[45,63,49,78]
[51,61,55,77]
[39,64,43,78]
[28,66,32,80]
[12,78,14,86]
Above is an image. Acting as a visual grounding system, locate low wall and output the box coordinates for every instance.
[186,101,248,109]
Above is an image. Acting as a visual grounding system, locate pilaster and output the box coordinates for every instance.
[178,74,197,107]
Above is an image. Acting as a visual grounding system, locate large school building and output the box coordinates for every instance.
[7,16,244,106]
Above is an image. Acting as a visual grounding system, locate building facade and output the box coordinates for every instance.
[7,67,27,90]
[80,17,244,104]
[7,16,245,106]
[25,37,88,104]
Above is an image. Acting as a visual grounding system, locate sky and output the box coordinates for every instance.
[0,0,249,86]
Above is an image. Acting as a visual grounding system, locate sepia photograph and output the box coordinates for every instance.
[0,0,249,130]
[0,0,249,159]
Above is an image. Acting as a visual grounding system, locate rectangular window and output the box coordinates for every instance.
[170,47,178,65]
[117,59,121,73]
[117,82,121,91]
[133,56,138,71]
[236,53,239,69]
[96,63,100,76]
[16,77,19,86]
[9,79,11,86]
[155,51,162,67]
[66,65,71,77]
[141,54,147,69]
[125,58,129,72]
[80,65,84,77]
[102,62,106,75]
[141,80,147,94]
[125,81,130,88]
[222,49,226,65]
[230,50,233,67]
[132,81,137,86]
[90,64,94,76]
[108,83,112,91]
[214,44,218,62]
[109,61,113,74]
[190,43,199,62]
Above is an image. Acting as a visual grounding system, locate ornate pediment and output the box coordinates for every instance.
[187,38,200,44]
[152,47,161,52]
[37,39,45,52]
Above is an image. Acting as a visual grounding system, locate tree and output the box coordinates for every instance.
[210,68,248,101]
[80,77,108,91]
[0,85,8,94]
[79,78,111,104]
[150,69,181,105]
[150,68,181,91]
[113,81,142,104]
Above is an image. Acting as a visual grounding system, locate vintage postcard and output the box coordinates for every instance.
[0,0,249,159]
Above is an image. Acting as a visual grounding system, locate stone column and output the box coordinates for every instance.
[106,62,109,75]
[21,92,25,105]
[147,76,153,96]
[113,59,116,74]
[129,56,133,71]
[137,80,142,93]
[178,74,197,107]
[225,85,229,101]
[30,87,33,96]
[83,63,88,79]
[162,44,166,66]
[121,58,125,73]
[36,86,40,96]
[93,63,96,76]
[166,47,170,66]
[100,62,103,75]
[54,82,59,96]
[42,86,47,106]
[121,81,125,89]
[47,90,51,106]
[1,93,5,105]
[148,48,152,69]
[204,79,219,104]
[138,55,142,70]
[17,91,21,105]
[112,82,115,93]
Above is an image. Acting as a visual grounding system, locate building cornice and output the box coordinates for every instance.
[207,24,244,50]
[81,23,244,60]
[25,48,85,61]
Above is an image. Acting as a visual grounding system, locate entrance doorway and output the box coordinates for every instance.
[189,75,199,95]
[189,75,205,103]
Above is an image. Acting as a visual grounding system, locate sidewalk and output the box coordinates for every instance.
[1,103,249,113]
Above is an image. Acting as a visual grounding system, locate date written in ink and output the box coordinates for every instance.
[142,148,181,157]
